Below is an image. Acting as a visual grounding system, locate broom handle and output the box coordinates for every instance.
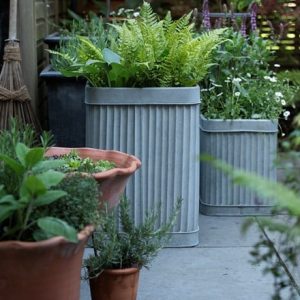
[9,0,18,40]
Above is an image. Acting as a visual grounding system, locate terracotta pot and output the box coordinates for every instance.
[89,268,140,300]
[0,225,94,300]
[45,147,141,208]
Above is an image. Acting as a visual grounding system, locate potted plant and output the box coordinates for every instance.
[85,196,181,300]
[41,12,110,147]
[0,125,97,300]
[45,147,141,208]
[50,2,224,246]
[200,28,298,215]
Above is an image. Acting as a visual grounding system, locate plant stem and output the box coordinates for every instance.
[17,197,34,240]
[257,218,300,296]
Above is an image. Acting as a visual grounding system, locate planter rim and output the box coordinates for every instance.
[200,114,278,133]
[85,85,200,105]
[102,267,140,275]
[0,225,94,249]
[40,65,86,81]
[45,147,142,180]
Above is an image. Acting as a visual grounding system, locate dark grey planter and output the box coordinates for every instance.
[85,86,200,247]
[40,65,86,147]
[44,32,69,50]
[200,115,278,216]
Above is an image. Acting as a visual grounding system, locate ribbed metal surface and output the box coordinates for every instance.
[200,116,278,215]
[86,87,200,247]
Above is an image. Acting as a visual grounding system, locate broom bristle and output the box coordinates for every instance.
[0,41,41,133]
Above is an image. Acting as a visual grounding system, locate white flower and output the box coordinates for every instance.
[133,12,140,17]
[274,64,280,68]
[234,92,241,97]
[232,78,242,84]
[246,73,251,78]
[281,100,286,106]
[275,98,280,103]
[275,92,283,98]
[264,76,277,83]
[251,114,262,119]
[283,111,290,120]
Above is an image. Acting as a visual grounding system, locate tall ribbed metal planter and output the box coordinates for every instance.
[200,115,278,215]
[86,86,200,247]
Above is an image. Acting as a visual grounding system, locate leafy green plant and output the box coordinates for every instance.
[35,173,100,231]
[50,2,224,87]
[201,29,298,120]
[85,197,182,278]
[0,142,78,242]
[230,0,261,11]
[50,150,116,173]
[0,119,54,196]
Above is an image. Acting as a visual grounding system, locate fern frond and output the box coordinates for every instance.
[77,36,103,61]
[139,1,157,27]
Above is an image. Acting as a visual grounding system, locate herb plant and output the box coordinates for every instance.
[51,150,116,173]
[201,29,298,120]
[85,197,182,277]
[0,143,78,242]
[36,173,100,231]
[50,2,224,87]
[0,119,54,196]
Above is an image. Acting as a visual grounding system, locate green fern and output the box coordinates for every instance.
[50,2,224,87]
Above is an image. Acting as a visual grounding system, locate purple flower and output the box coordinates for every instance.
[250,3,258,32]
[240,17,247,36]
[202,0,211,30]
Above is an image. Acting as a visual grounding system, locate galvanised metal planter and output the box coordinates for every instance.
[40,65,86,147]
[85,86,200,247]
[200,115,278,215]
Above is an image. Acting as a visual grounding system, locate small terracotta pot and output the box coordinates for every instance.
[0,225,94,300]
[45,147,141,208]
[89,268,140,300]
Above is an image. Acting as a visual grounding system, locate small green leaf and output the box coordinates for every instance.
[33,159,66,172]
[36,170,65,188]
[25,147,44,168]
[34,190,67,207]
[103,48,121,65]
[0,185,6,197]
[37,217,78,243]
[0,195,20,223]
[0,154,25,174]
[23,175,47,195]
[16,143,29,166]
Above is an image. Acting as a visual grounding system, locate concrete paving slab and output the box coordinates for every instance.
[137,248,273,300]
[80,247,274,300]
[198,214,260,248]
[80,215,277,300]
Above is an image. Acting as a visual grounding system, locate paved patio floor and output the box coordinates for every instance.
[80,214,283,300]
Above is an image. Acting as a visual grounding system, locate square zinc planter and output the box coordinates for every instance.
[200,115,278,216]
[40,65,86,147]
[85,86,200,247]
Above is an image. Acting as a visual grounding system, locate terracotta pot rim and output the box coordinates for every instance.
[45,147,142,180]
[103,267,140,275]
[0,225,94,249]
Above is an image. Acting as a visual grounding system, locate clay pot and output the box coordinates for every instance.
[0,225,94,300]
[45,147,141,208]
[89,268,140,300]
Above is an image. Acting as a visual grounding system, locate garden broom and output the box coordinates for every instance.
[0,0,41,131]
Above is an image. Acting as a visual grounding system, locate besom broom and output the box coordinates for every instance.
[0,0,41,131]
